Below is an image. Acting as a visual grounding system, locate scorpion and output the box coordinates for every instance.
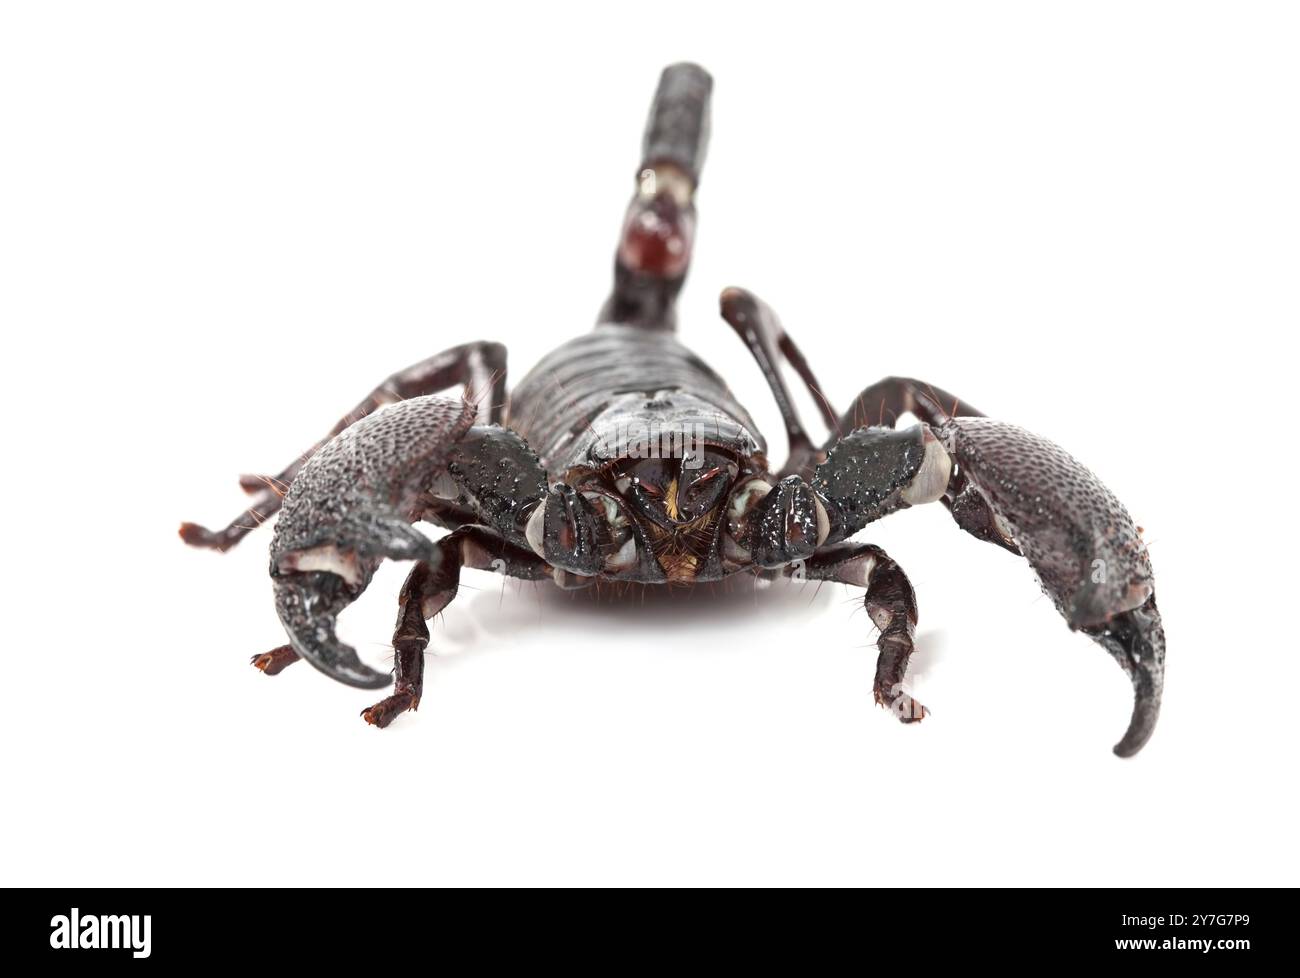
[181,63,1164,756]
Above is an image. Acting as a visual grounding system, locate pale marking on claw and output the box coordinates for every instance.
[901,429,953,505]
[524,502,546,558]
[277,545,362,587]
[812,496,830,546]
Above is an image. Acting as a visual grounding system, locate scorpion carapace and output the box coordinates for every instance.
[181,63,1165,756]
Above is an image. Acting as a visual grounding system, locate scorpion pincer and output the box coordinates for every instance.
[182,63,1164,755]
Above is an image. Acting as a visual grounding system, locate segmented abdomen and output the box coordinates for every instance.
[507,325,763,475]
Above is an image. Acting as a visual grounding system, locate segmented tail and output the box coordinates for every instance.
[600,63,712,330]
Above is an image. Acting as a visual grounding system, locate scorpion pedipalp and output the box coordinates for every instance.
[935,417,1165,756]
[268,395,476,688]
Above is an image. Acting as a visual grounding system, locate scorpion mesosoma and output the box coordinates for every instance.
[182,63,1164,756]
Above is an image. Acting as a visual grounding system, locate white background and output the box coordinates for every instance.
[2,2,1296,887]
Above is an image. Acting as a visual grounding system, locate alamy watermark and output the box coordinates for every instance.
[593,421,707,469]
[49,908,151,959]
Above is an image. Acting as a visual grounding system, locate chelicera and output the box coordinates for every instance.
[182,64,1164,756]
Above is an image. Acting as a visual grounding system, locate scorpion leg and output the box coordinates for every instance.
[361,529,549,727]
[719,288,840,479]
[840,375,984,430]
[180,341,507,552]
[362,560,434,727]
[802,542,927,721]
[251,644,299,675]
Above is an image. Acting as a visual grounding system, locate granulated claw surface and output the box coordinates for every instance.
[937,417,1164,756]
[269,396,475,687]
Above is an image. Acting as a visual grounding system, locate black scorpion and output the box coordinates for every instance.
[182,64,1164,756]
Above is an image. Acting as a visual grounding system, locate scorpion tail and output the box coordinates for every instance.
[600,62,712,330]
